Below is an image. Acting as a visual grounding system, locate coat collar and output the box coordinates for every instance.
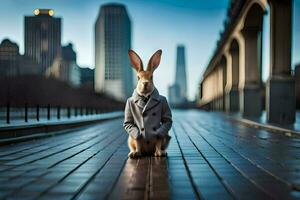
[132,87,160,102]
[132,88,161,113]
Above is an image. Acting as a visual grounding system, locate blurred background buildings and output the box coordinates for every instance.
[46,43,81,86]
[0,8,94,88]
[0,39,41,76]
[0,7,123,109]
[168,45,188,107]
[25,9,61,74]
[94,3,133,101]
[0,0,299,118]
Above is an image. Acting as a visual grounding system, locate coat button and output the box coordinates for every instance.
[152,112,156,116]
[153,127,156,131]
[141,128,145,131]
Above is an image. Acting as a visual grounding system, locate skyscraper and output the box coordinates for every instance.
[25,9,61,74]
[175,45,187,100]
[168,45,188,106]
[94,3,133,100]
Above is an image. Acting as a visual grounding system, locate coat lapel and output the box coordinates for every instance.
[142,98,159,113]
[142,88,161,113]
[132,88,161,113]
[132,91,145,110]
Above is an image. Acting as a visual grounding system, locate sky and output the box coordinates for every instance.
[0,0,299,100]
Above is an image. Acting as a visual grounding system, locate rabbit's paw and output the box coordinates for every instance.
[154,150,167,157]
[128,151,142,159]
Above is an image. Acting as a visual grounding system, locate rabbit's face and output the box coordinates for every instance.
[128,49,162,96]
[136,70,154,96]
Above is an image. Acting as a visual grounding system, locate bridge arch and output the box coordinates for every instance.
[198,0,295,124]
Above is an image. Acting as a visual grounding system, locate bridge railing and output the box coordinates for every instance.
[0,103,118,124]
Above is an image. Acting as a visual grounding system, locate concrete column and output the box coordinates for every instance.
[226,42,240,112]
[222,60,227,111]
[219,66,224,111]
[240,28,262,117]
[199,82,203,100]
[266,0,295,124]
[295,64,300,109]
[213,70,216,111]
[214,69,219,111]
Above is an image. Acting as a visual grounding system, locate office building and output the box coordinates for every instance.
[0,39,19,77]
[24,9,61,74]
[94,3,132,100]
[169,45,188,106]
[0,39,41,77]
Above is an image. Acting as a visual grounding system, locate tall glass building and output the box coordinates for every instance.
[24,9,61,74]
[175,45,187,100]
[168,45,188,106]
[94,3,133,101]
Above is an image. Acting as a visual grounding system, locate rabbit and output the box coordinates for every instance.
[123,49,172,158]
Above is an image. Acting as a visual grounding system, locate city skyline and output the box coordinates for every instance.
[0,8,86,88]
[0,0,299,100]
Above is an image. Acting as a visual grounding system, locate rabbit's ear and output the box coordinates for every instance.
[128,50,143,72]
[147,49,162,72]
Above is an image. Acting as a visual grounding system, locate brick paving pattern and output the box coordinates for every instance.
[0,110,300,199]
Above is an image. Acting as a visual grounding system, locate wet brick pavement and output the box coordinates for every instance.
[0,110,300,199]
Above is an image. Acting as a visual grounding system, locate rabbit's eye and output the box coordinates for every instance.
[150,76,153,80]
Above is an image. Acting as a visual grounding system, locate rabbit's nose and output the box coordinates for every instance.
[143,82,149,87]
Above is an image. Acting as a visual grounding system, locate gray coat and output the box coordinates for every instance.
[123,88,172,140]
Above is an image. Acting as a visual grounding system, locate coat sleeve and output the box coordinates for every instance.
[123,99,140,139]
[156,97,173,136]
